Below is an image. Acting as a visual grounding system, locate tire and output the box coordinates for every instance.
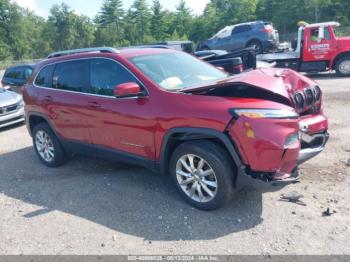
[335,56,350,77]
[247,40,263,54]
[169,141,236,210]
[32,123,66,167]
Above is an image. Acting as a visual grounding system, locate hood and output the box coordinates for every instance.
[337,37,350,46]
[184,68,316,97]
[182,68,320,113]
[0,89,22,107]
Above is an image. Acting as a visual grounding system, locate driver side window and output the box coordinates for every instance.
[89,59,138,96]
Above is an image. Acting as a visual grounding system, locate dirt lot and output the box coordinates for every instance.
[0,74,349,255]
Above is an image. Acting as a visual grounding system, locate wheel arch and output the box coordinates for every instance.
[159,127,244,176]
[332,51,350,69]
[27,112,57,137]
[246,38,262,47]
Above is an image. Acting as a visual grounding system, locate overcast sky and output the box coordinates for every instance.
[12,0,210,18]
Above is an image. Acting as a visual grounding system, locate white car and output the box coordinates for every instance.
[0,86,25,129]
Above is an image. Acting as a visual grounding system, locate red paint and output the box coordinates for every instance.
[23,48,328,178]
[114,82,142,97]
[302,25,350,68]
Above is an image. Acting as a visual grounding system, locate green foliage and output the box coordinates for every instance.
[0,0,350,61]
[150,0,167,41]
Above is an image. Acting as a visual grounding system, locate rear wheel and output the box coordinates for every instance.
[33,123,66,167]
[170,141,236,210]
[335,56,350,76]
[247,40,263,54]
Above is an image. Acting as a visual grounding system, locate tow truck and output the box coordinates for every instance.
[257,22,350,76]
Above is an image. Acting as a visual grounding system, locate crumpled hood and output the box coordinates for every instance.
[0,90,22,107]
[183,68,317,101]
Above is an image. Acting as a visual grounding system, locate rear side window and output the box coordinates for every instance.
[232,25,251,35]
[89,59,138,96]
[4,68,23,79]
[53,60,88,92]
[35,64,55,88]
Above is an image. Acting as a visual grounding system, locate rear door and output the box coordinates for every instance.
[229,25,252,50]
[84,58,155,160]
[34,60,91,143]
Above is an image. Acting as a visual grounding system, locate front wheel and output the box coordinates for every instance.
[335,56,350,77]
[170,141,236,210]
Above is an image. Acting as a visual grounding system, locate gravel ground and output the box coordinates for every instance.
[0,74,349,255]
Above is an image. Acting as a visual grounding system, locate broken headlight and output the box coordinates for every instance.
[229,109,299,119]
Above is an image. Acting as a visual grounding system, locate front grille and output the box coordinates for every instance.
[305,89,314,106]
[0,103,18,115]
[314,85,322,101]
[294,93,304,110]
[293,86,322,114]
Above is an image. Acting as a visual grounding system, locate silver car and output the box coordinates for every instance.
[0,86,25,129]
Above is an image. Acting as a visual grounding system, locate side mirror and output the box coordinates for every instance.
[114,82,145,98]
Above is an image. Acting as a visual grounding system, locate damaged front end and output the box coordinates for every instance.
[183,68,329,183]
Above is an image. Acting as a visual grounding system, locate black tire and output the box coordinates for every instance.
[32,123,66,167]
[247,40,263,54]
[335,56,350,77]
[169,141,236,210]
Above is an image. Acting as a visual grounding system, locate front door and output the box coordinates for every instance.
[85,58,155,160]
[303,26,336,62]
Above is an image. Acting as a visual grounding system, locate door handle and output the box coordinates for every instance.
[87,101,101,108]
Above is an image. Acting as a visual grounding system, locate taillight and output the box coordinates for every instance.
[261,28,273,33]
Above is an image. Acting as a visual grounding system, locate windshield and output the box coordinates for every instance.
[129,52,228,91]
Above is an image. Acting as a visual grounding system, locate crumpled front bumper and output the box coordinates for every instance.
[228,113,328,184]
[298,132,329,164]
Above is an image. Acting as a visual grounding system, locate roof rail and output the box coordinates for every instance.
[47,47,120,59]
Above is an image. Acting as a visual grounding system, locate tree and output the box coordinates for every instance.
[45,3,96,51]
[173,0,192,37]
[131,0,150,43]
[95,0,124,46]
[150,0,167,41]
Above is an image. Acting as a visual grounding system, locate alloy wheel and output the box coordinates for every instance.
[176,154,218,203]
[35,130,55,162]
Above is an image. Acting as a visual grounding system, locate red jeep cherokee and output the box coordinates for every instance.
[23,47,329,210]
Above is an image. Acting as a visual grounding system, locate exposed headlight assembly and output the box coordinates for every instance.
[229,108,299,119]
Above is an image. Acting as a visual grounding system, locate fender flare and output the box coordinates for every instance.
[331,51,350,69]
[159,127,245,176]
[27,111,59,138]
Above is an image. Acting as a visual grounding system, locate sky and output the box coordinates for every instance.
[12,0,210,18]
